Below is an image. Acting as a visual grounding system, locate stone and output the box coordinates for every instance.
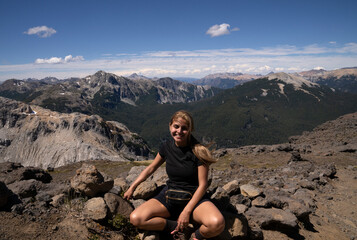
[8,179,40,198]
[222,180,240,195]
[51,194,66,207]
[218,211,248,239]
[133,181,157,200]
[230,194,251,207]
[83,197,108,221]
[240,184,262,198]
[235,204,248,214]
[104,193,134,218]
[70,164,114,197]
[245,207,298,230]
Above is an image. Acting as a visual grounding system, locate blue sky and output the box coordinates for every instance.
[0,0,357,81]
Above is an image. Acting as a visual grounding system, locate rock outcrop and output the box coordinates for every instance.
[0,97,152,168]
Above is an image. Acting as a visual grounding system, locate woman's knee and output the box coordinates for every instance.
[129,211,143,227]
[208,215,225,234]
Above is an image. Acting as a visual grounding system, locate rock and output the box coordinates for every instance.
[235,204,248,214]
[70,164,114,197]
[130,199,146,209]
[230,194,251,207]
[240,184,262,198]
[133,181,157,200]
[288,151,304,162]
[245,207,298,230]
[0,181,10,208]
[104,193,134,218]
[252,196,268,207]
[319,164,337,178]
[51,194,66,207]
[57,215,90,239]
[0,165,52,185]
[8,179,40,198]
[298,179,317,190]
[126,166,146,184]
[222,180,240,195]
[114,177,128,191]
[83,197,108,221]
[218,211,248,239]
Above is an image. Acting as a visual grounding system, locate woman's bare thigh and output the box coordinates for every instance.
[131,198,170,220]
[192,201,224,225]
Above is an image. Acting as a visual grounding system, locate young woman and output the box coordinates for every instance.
[123,110,225,240]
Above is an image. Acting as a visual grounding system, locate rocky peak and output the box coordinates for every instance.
[0,96,152,168]
[268,72,318,89]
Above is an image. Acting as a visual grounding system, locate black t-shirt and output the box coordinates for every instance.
[159,139,203,193]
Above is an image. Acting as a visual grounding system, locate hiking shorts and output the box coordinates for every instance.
[153,185,211,220]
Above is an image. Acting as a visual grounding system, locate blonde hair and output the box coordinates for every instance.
[169,110,217,165]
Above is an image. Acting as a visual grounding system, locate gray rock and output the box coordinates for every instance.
[104,193,134,218]
[133,181,157,200]
[51,194,66,207]
[8,179,40,198]
[222,180,240,196]
[217,211,248,239]
[230,194,251,207]
[240,184,262,198]
[245,207,298,230]
[70,164,114,197]
[83,197,108,221]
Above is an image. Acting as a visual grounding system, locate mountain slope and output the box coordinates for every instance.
[298,67,357,93]
[182,73,357,148]
[0,97,152,168]
[193,72,261,89]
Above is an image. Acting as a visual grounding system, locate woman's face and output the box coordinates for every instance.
[169,117,190,147]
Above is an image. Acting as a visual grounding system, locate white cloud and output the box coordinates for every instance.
[35,55,84,64]
[206,23,239,37]
[313,66,325,70]
[1,43,357,81]
[24,26,57,38]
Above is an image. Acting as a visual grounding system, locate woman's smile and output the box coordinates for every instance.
[170,117,189,147]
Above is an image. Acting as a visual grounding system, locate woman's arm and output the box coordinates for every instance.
[176,164,209,230]
[123,153,165,200]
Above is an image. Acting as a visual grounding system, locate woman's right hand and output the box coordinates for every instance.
[123,187,134,200]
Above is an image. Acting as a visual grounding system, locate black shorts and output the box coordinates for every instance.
[153,185,211,220]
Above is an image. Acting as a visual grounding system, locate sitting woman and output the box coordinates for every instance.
[123,110,225,240]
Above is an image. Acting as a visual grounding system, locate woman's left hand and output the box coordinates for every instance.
[176,209,191,231]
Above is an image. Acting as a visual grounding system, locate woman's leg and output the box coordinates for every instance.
[130,198,171,231]
[192,201,225,238]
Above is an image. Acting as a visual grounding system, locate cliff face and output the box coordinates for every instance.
[0,97,152,168]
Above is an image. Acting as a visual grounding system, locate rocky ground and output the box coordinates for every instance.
[0,112,356,240]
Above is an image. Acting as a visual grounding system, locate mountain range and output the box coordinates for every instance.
[0,68,357,149]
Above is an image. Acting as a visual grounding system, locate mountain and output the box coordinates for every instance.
[0,71,221,112]
[0,96,152,168]
[1,70,357,150]
[298,67,357,94]
[180,72,357,148]
[193,72,261,89]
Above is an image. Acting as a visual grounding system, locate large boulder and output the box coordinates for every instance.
[70,164,113,197]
